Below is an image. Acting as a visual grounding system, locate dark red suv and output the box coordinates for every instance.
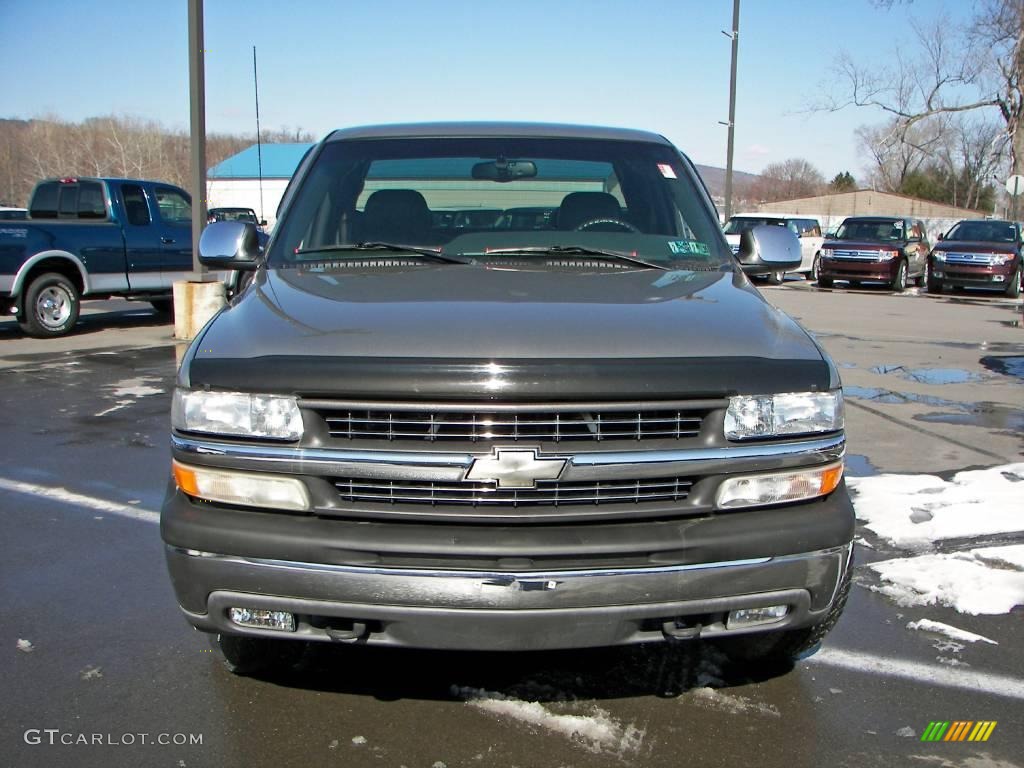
[818,216,929,291]
[927,219,1022,298]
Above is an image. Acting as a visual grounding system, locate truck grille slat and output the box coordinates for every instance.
[942,252,1004,265]
[319,408,706,442]
[334,477,693,507]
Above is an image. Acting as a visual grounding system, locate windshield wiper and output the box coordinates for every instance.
[474,245,670,271]
[294,242,471,264]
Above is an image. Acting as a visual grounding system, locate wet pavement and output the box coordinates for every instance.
[2,292,1022,768]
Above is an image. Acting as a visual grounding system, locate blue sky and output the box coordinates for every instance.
[0,0,973,179]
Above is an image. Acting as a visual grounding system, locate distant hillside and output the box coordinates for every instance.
[693,163,759,200]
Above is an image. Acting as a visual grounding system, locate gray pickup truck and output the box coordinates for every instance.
[162,123,852,674]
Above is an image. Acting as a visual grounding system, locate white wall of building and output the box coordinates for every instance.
[207,178,291,229]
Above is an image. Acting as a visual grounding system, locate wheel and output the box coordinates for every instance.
[817,275,833,288]
[1007,266,1022,298]
[149,298,173,317]
[925,262,943,294]
[716,561,852,666]
[809,253,821,282]
[890,260,908,292]
[574,218,639,233]
[914,268,926,287]
[848,279,862,289]
[216,633,306,676]
[767,270,784,285]
[19,272,80,338]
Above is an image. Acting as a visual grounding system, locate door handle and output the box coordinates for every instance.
[161,237,176,244]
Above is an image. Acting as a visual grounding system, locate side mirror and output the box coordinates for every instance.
[736,225,801,275]
[199,221,260,271]
[937,232,944,240]
[259,219,267,227]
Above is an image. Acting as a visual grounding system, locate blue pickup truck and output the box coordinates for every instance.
[0,177,230,337]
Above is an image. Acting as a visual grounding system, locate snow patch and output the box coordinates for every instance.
[351,736,366,746]
[870,547,1024,615]
[80,665,102,680]
[688,687,780,717]
[111,377,164,398]
[17,639,34,653]
[455,686,644,756]
[906,619,998,646]
[848,464,1024,550]
[896,726,916,738]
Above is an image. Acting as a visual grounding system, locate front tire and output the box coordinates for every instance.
[1007,266,1022,298]
[809,253,821,282]
[890,260,908,292]
[217,634,305,677]
[149,298,173,317]
[926,262,943,294]
[19,272,80,338]
[716,562,852,666]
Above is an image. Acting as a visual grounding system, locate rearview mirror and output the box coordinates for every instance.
[471,159,537,182]
[736,225,801,275]
[199,221,260,271]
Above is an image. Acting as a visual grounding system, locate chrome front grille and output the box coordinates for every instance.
[942,252,1003,265]
[335,476,693,507]
[312,405,708,443]
[832,249,884,260]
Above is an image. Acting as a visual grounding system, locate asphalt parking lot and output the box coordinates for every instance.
[2,283,1022,768]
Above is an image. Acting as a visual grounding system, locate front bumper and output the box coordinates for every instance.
[162,480,855,650]
[166,543,852,650]
[931,262,1015,289]
[820,258,898,281]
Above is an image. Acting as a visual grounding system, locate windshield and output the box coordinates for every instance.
[945,220,1018,243]
[267,137,730,268]
[722,217,790,235]
[835,219,905,242]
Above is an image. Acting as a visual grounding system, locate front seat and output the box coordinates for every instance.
[360,189,432,243]
[555,191,623,230]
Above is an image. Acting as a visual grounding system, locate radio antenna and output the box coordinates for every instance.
[253,45,264,223]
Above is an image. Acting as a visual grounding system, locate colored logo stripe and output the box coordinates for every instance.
[921,721,996,742]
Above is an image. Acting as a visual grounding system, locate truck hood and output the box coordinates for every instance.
[185,264,834,398]
[823,240,905,252]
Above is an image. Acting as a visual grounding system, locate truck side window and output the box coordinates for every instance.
[155,188,192,224]
[77,181,106,220]
[122,185,151,226]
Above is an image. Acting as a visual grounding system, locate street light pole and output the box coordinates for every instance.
[723,0,740,220]
[188,0,208,277]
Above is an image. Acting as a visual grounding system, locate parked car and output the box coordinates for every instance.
[818,216,929,291]
[723,214,823,283]
[927,219,1022,298]
[163,122,852,675]
[0,177,232,337]
[208,206,270,250]
[0,206,28,220]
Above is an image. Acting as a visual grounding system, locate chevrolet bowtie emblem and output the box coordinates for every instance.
[465,448,567,488]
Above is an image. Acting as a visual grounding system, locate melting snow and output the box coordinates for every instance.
[848,464,1024,550]
[870,547,1024,614]
[351,736,366,746]
[80,665,102,680]
[110,378,164,398]
[906,619,998,645]
[689,687,781,717]
[16,639,34,653]
[455,686,644,756]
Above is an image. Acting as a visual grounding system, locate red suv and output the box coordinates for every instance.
[818,216,929,291]
[927,219,1022,298]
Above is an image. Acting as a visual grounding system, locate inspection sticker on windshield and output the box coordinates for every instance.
[668,240,709,256]
[657,163,677,179]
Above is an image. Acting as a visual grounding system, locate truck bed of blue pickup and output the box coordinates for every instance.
[0,177,231,337]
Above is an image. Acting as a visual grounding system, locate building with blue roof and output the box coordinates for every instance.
[207,143,313,228]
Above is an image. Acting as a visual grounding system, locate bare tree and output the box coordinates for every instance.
[747,158,825,203]
[818,1,1024,175]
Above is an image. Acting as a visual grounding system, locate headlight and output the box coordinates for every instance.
[990,254,1011,265]
[822,248,833,258]
[172,388,303,440]
[932,252,946,262]
[716,462,844,509]
[878,249,899,260]
[725,391,843,440]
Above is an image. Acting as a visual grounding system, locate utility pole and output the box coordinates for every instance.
[722,0,740,219]
[188,0,208,277]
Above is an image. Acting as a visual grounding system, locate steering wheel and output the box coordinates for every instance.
[574,218,640,233]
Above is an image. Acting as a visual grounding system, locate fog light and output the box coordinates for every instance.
[716,461,844,509]
[728,604,789,629]
[228,607,296,632]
